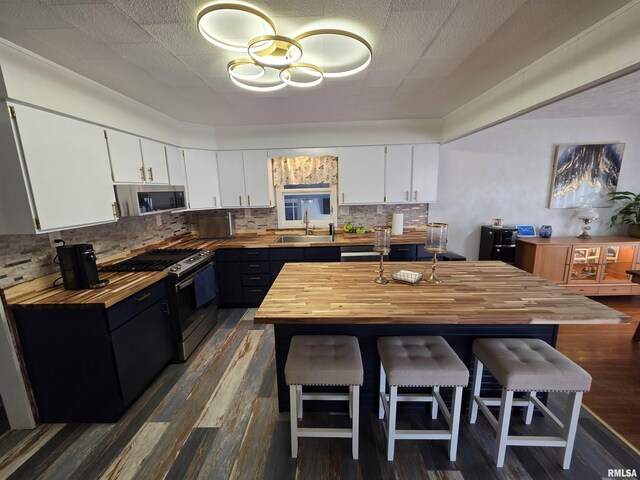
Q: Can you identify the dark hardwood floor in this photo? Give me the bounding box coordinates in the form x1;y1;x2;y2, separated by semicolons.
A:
556;295;640;450
0;307;638;479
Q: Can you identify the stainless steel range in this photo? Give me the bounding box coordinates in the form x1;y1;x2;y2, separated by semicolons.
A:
102;248;218;361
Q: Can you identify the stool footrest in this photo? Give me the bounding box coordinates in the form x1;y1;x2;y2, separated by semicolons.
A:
301;393;350;401
395;430;452;440
297;428;353;438
507;436;567;447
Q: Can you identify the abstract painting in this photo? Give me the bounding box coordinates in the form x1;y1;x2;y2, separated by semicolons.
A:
548;143;625;208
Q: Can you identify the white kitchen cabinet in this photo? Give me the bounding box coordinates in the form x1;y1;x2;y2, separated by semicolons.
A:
183;149;221;210
105;129;145;183
0;103;117;234
217;150;274;208
165;145;186;186
242;150;274;207
338;146;385;204
383;144;439;204
412;144;439;203
384;145;413;203
140;139;169;184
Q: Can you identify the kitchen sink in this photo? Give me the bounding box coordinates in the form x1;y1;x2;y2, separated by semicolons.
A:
275;235;335;243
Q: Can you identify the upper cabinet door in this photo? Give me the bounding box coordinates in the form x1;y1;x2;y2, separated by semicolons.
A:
412;144;439;203
385;145;413;203
217;151;245;207
242;150;273;208
140;139;169;184
12;105;116;231
183;149;220;210
338;146;385;204
105;130;145;183
165;145;186;186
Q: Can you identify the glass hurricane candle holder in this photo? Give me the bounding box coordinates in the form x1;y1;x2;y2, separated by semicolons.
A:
424;222;448;284
373;226;390;284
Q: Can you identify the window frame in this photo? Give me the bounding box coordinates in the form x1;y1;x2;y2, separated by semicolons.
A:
276;186;337;229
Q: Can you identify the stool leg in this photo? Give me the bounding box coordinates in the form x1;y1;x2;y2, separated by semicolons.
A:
387;386;398;461
290;385;298;458
560;391;583;469
524;391;536;425
379;362;386;420
494;388;513;467
449;386;463;461
348;386;352;419
352;385;360;460
296;385;303;420
431;386;439;419
469;358;483;424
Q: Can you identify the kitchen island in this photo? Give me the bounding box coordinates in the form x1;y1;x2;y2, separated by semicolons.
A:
254;261;630;412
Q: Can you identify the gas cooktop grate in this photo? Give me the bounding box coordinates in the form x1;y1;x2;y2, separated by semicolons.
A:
100;248;201;272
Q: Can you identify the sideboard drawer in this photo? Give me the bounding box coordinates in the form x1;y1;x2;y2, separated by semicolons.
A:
567;285;599;296
598;285;632;295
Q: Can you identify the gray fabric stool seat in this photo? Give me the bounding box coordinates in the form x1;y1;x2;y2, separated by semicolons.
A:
378;336;469;461
285;335;363;459
469;338;592;470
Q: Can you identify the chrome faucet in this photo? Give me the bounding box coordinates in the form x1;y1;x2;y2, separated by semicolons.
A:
304;208;310;235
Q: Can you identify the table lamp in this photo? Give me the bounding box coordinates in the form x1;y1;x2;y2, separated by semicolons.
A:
576;206;599;239
373;226;390;284
424;222;448;284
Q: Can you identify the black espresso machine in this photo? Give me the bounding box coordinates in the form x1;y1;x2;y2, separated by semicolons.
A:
478;225;518;264
56;243;109;290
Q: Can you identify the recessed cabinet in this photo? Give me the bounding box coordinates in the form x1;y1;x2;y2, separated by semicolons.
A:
0;103;117;234
338;146;385;204
106;130;169;184
515;237;640;296
140;139;169;184
183;149;221;210
217;150;274;208
384;144;439;204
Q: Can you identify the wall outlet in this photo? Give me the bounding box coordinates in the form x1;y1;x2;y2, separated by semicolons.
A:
48;231;62;248
377;204;383;214
155;215;162;226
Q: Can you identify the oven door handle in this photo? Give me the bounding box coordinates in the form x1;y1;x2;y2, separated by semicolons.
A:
176;279;194;291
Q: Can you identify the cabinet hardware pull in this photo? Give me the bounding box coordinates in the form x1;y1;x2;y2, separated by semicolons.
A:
247;252;259;255
249;264;260;268
136;293;151;303
112;202;118;218
250;277;261;280
342;193;345;203
397;248;409;251
140;166;146;181
247;195;251;206
213;196;217;207
239;195;243;206
405;191;409;201
148;167;153;181
414;191;418;201
250;289;262;293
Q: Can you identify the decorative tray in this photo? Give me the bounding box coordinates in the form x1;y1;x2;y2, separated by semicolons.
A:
392;269;423;285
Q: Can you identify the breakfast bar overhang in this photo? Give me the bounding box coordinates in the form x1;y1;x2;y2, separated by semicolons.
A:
254;261;630;412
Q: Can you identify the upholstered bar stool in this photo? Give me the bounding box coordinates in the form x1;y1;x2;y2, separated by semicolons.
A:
285;335;364;459
469;338;592;469
378;336;469;461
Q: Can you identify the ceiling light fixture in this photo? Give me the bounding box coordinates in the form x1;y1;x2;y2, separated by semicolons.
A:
196;2;373;92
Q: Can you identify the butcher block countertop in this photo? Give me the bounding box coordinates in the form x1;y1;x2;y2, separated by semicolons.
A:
2;230;430;308
254;261;630;325
3;271;168;309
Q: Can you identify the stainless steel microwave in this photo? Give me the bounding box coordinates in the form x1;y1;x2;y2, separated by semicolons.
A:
114;184;186;217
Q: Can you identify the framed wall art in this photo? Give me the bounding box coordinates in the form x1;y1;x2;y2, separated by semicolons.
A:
548;143;625;208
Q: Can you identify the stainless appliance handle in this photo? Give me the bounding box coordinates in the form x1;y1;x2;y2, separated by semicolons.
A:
177;279;193;290
174;261;215;291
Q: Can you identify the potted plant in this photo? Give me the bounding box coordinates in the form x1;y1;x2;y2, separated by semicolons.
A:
609;191;640;238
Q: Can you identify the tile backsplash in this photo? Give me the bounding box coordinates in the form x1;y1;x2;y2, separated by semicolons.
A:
0;212;193;290
1;204;429;289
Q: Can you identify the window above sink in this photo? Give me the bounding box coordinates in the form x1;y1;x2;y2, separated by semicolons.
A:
275;184;337;229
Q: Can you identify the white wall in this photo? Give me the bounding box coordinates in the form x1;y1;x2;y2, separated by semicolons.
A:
214;119;442;150
430;114;640;260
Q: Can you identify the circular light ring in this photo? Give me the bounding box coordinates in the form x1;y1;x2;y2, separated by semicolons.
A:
227;58;266;80
197;3;276;53
294;29;372;78
280;63;324;88
229;66;287;92
248;35;303;67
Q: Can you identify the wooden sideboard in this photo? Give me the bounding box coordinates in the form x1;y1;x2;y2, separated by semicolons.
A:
515;236;640;296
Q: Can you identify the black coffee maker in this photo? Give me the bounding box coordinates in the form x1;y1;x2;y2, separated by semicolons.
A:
56;243;108;290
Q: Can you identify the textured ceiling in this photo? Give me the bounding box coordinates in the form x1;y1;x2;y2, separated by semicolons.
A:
0;0;634;126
